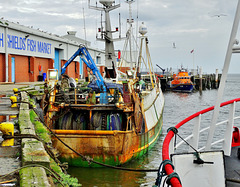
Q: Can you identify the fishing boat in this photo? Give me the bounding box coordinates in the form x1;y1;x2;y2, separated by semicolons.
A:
42;0;164;167
170;70;194;92
155;1;240;186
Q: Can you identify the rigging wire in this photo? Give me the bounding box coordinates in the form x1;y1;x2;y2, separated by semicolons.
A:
95;1;98;39
81;0;87;46
83;8;87;46
136;0;139;45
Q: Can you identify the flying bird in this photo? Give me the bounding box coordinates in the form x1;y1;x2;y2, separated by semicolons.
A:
212;14;227;17
173;42;176;49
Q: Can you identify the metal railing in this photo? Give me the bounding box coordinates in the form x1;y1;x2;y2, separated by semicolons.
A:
168;98;240;155
161;98;240;187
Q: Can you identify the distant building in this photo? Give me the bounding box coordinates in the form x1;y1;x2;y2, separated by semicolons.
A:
62;31;91;47
0;18;105;82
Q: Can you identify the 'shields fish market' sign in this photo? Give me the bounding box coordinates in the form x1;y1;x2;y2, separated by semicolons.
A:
0;33;52;55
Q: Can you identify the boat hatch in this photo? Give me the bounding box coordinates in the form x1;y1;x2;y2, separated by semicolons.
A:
171;151;225;187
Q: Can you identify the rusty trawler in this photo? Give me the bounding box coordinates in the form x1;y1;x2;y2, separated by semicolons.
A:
41;0;164;167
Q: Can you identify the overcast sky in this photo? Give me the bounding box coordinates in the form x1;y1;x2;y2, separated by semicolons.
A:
0;0;240;74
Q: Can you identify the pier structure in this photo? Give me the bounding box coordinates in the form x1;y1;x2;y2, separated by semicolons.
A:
158;73;221;92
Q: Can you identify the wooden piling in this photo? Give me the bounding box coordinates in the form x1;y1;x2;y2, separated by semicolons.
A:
199;67;202;95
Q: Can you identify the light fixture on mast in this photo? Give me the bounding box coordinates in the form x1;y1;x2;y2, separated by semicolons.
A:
99;0;114;7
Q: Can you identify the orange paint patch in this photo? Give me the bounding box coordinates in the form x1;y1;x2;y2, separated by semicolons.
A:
149;129;155;138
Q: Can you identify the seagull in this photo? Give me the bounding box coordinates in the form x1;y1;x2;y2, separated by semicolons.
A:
212;14;227;17
173;42;176;49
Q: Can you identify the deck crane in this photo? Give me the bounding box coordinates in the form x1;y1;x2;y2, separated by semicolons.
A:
61;45;108;104
156;64;165;74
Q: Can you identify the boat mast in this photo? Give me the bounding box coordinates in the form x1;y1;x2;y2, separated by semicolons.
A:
89;0;120;78
118;0;137;70
126;0;134;70
137;23;156;87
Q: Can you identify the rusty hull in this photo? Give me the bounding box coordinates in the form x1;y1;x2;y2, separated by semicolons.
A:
51;117;162;167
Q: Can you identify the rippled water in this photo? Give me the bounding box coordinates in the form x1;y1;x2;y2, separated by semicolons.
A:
68;74;240;187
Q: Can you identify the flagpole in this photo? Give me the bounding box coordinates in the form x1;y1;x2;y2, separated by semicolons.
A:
193;50;194;75
190;49;194;75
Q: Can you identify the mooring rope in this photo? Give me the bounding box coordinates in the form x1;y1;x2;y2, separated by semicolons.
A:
167;127;198;153
3;133;68;173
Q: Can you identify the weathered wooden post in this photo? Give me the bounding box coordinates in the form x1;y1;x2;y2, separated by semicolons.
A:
199;67;202;95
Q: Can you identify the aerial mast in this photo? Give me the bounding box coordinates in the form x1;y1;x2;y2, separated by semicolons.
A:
119;0;137;70
126;0;134;69
137;22;156;87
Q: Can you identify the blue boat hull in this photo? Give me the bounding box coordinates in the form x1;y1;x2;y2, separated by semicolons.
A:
171;84;194;93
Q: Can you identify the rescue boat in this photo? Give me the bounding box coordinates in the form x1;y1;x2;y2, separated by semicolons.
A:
170;70;194;92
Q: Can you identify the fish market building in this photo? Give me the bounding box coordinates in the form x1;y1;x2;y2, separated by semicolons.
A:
0;18;105;83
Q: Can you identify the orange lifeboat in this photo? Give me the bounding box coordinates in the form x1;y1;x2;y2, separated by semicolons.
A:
170;71;194;92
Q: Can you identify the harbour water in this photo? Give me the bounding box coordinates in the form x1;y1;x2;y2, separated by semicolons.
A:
69;74;240;186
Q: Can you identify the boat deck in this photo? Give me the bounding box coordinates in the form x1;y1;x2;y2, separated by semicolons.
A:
225;146;240;186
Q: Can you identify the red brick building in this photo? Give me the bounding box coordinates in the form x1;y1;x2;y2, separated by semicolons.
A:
0;19;105;83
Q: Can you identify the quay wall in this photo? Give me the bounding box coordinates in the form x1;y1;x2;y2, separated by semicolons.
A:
18;92;51;186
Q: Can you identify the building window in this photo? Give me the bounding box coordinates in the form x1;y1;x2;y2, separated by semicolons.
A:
75;61;77;73
28;56;31;73
96;56;101;65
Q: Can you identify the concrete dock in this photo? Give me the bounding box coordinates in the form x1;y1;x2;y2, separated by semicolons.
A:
0;82;81;186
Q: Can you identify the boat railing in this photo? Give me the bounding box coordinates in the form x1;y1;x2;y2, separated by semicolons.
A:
167;98;240;155
162;98;240;187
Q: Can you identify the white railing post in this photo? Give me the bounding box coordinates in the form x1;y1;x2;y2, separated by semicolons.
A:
223;102;236;156
206;0;240;151
189;114;201;152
